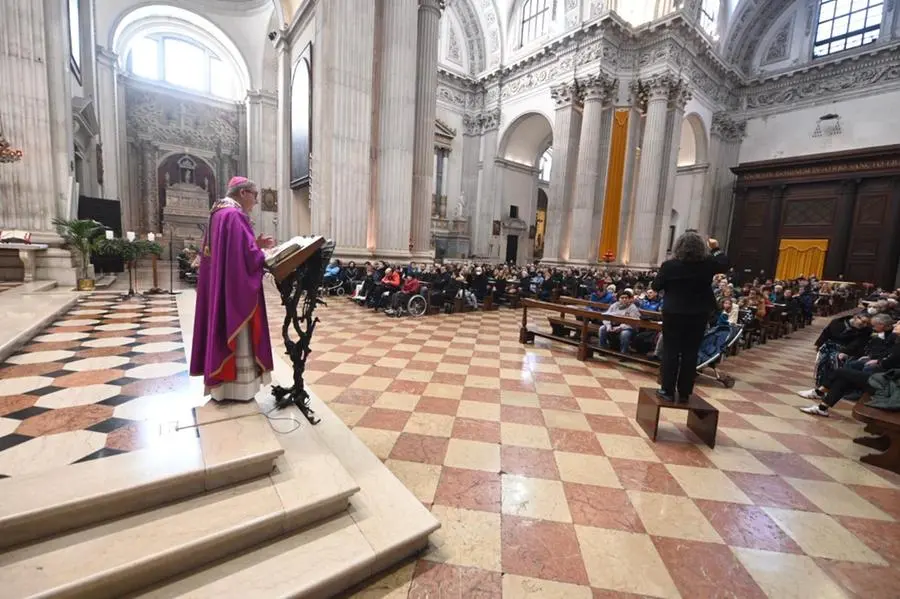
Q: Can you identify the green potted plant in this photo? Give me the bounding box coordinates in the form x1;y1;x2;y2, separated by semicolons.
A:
51;217;105;291
95;237;162;296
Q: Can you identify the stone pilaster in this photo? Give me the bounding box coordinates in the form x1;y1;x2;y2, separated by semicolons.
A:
95;49;120;202
570;74;617;264
141;140;159;233
247;90;278;239
543;81;583;263
410;0;445;259
473;109;500;257
705;112;746;242
628;74;676;267
375;0;418;258
655;82;691;264
274;35;293;241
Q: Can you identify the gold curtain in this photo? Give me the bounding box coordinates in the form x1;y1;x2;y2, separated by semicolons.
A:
598;109;629;260
775;238;829;280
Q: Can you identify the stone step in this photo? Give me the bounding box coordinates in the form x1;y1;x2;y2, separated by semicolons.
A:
0;401;286;550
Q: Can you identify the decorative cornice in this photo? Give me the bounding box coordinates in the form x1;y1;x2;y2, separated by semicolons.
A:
711;112;747;142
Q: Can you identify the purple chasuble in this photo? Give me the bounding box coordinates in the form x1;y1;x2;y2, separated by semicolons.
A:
190;204;274;388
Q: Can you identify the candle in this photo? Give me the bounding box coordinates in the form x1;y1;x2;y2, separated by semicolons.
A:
105;230;114;240
147;233;155;242
126;231;135;241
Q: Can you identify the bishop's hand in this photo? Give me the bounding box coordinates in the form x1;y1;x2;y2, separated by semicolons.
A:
257;234;275;250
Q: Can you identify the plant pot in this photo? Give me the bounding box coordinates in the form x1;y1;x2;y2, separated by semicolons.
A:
77;278;95;291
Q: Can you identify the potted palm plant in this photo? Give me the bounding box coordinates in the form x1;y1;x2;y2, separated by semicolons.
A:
51;217;104;291
95;237;163;296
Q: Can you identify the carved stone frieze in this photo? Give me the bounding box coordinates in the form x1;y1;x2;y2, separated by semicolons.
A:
462;108;501;136
550;81;582;108
711;112;747;142
761;15;793;66
590;0;607;18
447;0;485;74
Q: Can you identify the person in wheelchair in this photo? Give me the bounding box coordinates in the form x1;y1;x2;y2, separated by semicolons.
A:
386;274;423;316
370;266;401;309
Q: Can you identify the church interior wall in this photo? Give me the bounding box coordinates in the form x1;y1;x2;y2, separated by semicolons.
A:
287;16;316;238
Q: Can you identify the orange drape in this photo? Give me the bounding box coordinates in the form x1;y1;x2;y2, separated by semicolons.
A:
598;109;629;260
775;238;829;280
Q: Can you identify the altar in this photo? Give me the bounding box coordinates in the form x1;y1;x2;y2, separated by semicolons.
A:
162;181;210;252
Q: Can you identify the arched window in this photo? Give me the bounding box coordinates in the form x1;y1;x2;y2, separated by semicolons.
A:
126;34;240;100
814;0;883;58
539;148;552;182
521;0;551;46
700;0;719;39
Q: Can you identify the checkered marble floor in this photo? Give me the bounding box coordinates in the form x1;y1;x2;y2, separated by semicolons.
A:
0;291;196;478
266;293;900;599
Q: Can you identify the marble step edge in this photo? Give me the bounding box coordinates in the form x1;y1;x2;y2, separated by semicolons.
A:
0;462;357;599
0;289;77;363
0;401;286;550
129;388;438;599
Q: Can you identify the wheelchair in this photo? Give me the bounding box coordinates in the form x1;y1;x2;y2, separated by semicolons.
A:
384;286;429;318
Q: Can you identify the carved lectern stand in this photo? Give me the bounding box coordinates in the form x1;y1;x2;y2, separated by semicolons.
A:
265;235;335;424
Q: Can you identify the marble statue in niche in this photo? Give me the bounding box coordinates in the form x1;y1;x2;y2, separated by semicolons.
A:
454;194;468;219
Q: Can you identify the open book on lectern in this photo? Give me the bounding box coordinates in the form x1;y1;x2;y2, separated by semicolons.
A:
264;235;326;283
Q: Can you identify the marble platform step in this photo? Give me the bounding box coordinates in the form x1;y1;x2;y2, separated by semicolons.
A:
0;401;286;550
132;385;440;598
94;274;117;288
0;284;77;363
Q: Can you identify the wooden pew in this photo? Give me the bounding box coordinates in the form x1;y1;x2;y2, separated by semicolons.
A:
852;399;900;475
556;296;663;321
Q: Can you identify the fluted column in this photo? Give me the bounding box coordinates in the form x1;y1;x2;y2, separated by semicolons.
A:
543;82;583;263
247;90;278;239
96;49;120;201
274;35;293;241
704;112;746;241
473;110;500;257
570;74;617;263
655;83;691;264
410;0;444;258
375;0;418;258
628;75;675;267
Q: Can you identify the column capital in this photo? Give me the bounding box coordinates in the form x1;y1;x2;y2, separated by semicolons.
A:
480;108;501;133
670;84;691;111
551;81;581;109
419;0;447;14
96;46;119;68
711;112;747;142
578;73;618;104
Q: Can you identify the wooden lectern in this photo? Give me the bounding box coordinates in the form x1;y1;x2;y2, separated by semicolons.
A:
265;235;334;423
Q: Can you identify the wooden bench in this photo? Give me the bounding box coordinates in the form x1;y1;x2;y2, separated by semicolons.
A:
635;387;719;448
852;399;900;475
557;296;663;321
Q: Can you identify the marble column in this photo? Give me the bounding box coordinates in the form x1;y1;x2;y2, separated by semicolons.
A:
655;82;691;264
247;90;278;239
116;72;131;227
410;0;444;259
628;74;675;267
95;49;120;201
142;141;159;233
543;81;582;263
704;112;746;241
473;109;500;257
274;35;293;242
375;0;418;258
570;74;616;264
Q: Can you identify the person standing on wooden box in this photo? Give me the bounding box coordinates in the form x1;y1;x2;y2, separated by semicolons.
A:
190;176;276;402
651;232;729;403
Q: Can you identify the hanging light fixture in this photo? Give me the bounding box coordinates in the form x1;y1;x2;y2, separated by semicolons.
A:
0;127;23;163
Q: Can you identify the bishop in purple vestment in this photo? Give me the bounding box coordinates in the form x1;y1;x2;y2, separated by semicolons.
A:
190;177;275;401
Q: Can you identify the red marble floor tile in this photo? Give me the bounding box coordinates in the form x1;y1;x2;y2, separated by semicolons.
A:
416;397;460;416
385;350;416;360
726;472;819;511
767;432;844;457
0;394;38;417
569;385;616;400
815;559;900;599
538;395;580;411
46;326;93;334
388;433;449;465
715;412;757;429
500;405;545;426
608;458;686;496
23;341;83;352
586;415;639;436
130;351;187;365
407;561;501;599
501;515;590;586
652;537;767;599
451;418;500;444
751;451;834;480
418;346;445;354
73;347;130;359
734;390;781;403
848;485;900;521
559;364;593;375
387;379;428;395
787;418;850;438
591;590;653;599
15;404;114;437
344;354;379;366
312;372;360;387
499;378;536;392
433;467;502;513
836;517;900;565
472;350;496;360
468;366;500;378
460;387;501;403
332;389;381;406
374;368;403;380
53;369;127;387
429;372;461;385
651;441;716;467
500;446;560;480
0;362;66;378
717;400;773;416
594;377;636;390
407;360;442;371
532;372;567;384
753;383;789;394
105;422;158;452
564;483;645;533
353;408;411;432
694;500;803;554
549;429;605;455
443;355;471;366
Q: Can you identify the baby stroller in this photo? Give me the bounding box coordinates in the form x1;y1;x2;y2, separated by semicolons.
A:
695;323;743;388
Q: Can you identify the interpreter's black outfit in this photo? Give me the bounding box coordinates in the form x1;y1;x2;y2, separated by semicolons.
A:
651;249;729;401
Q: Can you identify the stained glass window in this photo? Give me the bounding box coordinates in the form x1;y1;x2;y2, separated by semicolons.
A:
814;0;883;58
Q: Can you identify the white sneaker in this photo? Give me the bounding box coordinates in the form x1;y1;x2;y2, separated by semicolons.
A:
796;389;821;400
800;404;829;417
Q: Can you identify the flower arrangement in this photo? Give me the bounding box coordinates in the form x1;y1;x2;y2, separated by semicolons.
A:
0;130;23;164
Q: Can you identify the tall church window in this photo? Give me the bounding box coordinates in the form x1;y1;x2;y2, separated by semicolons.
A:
68;0;82;79
539;148;552;182
699;0;719;39
521;0;551;45
814;0;883;58
126;35;239;99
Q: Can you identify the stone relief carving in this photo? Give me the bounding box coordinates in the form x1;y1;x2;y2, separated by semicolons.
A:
550;81;582;107
762;15;793;66
711;112;747;142
448;26;462;65
476;0;502;68
579;73;618;103
448;0;486;74
437;84;469;109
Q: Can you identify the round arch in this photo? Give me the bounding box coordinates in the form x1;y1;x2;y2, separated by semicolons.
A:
498;111;554;167
111;5;252;93
677;113;710;167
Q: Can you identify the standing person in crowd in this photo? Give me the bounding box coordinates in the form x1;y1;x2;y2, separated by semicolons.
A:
651;232;729;403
